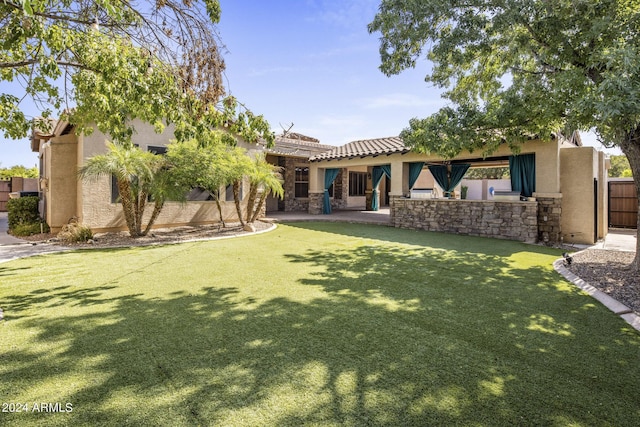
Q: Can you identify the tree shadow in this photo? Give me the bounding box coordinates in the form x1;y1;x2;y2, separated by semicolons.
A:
1;224;639;425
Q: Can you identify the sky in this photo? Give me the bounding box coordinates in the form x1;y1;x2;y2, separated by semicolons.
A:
0;0;621;168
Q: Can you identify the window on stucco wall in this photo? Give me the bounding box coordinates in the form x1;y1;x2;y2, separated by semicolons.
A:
349;172;367;196
295;166;309;198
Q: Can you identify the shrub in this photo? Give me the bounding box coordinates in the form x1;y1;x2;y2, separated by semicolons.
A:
7;196;40;228
10;222;50;237
57;222;93;243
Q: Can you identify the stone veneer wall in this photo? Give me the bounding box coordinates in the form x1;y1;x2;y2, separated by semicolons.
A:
283;157;310;212
535;194;562;244
391;197;538;243
308;192;323;215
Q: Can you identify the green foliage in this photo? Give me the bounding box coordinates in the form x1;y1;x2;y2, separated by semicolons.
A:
78;142;165;237
245;154;284;223
10;222;49;236
0;0;276;149
609;155;633;178
0;165;38;179
465;167;511;180
369;0;640;153
370;0;640;264
57;222;93;243
6;196;40;229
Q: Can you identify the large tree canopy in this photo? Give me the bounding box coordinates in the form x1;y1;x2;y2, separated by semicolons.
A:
1;0;274;146
369;0;640;266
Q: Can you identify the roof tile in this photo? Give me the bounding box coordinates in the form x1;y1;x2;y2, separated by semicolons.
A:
310;136;408;161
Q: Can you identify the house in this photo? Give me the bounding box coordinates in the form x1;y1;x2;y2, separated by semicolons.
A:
30;119;328;233
307;133;610;245
256;132;335;213
32;118;609;245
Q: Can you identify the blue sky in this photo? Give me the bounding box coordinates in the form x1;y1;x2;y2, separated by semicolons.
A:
0;0;619;167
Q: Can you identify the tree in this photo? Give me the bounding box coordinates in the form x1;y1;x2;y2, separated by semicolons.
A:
369;0;640;268
78;142;167;237
465;167;510;180
245;154;284;224
1;0;226;140
164;136;251;228
0;165;38;179
609;155;633;178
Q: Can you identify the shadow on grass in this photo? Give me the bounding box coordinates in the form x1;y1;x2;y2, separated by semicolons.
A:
281;221;563;257
1;223;639;426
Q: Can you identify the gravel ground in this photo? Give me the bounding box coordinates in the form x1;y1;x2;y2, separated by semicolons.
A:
14;220;274;248
566;249;639;315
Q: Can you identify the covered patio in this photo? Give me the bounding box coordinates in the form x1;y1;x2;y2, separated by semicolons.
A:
306;134;609;245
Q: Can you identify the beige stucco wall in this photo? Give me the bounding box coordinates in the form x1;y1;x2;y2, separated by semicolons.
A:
42;134;80;232
310;138;563;198
560;146;604;244
71;120;260;232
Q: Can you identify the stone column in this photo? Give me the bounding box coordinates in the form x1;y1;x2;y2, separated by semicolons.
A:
308;192;324;215
534;193;562;244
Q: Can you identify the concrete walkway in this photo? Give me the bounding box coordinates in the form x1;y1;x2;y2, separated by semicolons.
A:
591;228;637;252
0;212;70;263
0;212;28;245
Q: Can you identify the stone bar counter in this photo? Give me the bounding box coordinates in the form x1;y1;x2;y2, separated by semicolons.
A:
390;196;539;243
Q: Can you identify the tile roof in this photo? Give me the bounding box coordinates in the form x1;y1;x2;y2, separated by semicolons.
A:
261;136;334;158
310;136;408;161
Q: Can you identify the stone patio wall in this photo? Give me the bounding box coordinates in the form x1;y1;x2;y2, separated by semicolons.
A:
391;197;538;243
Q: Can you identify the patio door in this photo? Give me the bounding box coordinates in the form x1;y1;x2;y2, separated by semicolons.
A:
384;176;391;206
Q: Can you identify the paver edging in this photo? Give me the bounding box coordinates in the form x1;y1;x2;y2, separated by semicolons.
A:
553;251;640;332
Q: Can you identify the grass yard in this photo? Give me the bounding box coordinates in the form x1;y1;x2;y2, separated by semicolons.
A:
0;222;639;426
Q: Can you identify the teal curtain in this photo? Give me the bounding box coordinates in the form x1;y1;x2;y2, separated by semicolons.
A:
428;164;470;196
408;162;425;189
449;164;470;192
509;154;536;197
371;165;391;211
428;165;449;196
323;168;340;214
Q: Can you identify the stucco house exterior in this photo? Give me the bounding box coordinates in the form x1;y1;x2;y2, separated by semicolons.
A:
32;118;609;245
307;133;609;245
30;119;328;233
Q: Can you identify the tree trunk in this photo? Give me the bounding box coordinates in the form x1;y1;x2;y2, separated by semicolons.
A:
214;191;225;228
135;188;148;237
250;190;269;223
117;179;140;237
245;182;258;223
233;180;245;227
142;199;164;236
619;133;640;270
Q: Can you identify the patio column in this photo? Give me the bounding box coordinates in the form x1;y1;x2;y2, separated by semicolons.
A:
308;163;324;214
389;160;404;222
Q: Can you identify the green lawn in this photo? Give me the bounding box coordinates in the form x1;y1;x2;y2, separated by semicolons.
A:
0;222;638;426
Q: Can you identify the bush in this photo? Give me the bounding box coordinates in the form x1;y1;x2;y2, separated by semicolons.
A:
10;222;50;237
57;222;93;243
7;196;40;228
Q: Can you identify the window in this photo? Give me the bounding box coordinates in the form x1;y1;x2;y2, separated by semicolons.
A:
295;166;309;198
147;145;167;155
225;182;243;202
349;172;367;197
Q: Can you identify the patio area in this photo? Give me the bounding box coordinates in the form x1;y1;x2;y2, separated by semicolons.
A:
266;208;391;225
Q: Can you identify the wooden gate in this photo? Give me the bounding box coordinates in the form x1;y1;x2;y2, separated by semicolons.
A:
609;180;638;228
0;180;10;212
